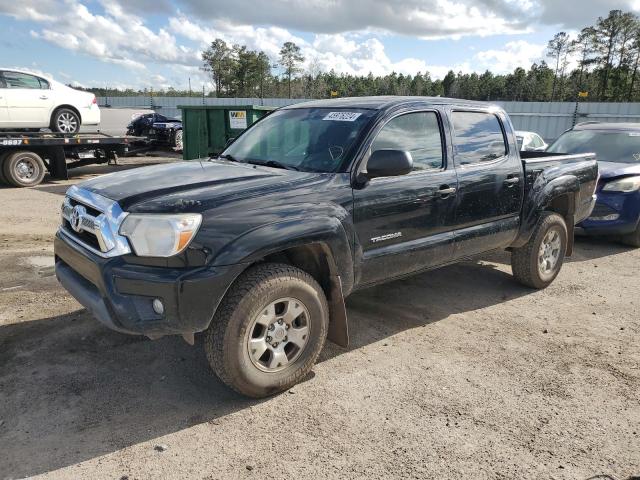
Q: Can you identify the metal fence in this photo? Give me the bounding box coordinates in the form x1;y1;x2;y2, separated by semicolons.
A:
97;96;640;141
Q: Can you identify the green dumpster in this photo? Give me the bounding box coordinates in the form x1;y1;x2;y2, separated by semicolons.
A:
178;104;276;160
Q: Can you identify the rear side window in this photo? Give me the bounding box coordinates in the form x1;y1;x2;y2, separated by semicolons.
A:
372;111;444;171
452;111;507;165
3;71;44;89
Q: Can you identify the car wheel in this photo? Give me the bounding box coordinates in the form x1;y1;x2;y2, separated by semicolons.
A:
622;225;640;248
173;130;183;152
51;108;80;134
511;212;568;289
2;150;46;187
204;263;329;398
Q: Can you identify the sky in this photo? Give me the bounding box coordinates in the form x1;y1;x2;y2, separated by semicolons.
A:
0;0;638;91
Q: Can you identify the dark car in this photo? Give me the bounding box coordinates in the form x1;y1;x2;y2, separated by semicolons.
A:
126;113;183;151
54;97;598;397
547;122;640;247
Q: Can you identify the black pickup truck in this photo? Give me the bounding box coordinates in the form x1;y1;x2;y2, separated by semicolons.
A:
54;97;598;397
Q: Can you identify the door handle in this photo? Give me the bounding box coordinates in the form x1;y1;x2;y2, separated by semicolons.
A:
504;177;520;185
39;95;49;100
437;185;457;197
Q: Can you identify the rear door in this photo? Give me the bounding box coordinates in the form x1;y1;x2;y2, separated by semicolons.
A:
3;71;53;127
353;109;458;285
449;109;524;257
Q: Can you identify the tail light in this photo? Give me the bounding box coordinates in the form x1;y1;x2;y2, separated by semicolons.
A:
92;96;97;105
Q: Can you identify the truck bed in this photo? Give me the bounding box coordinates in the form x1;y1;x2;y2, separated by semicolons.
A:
519;150;598;240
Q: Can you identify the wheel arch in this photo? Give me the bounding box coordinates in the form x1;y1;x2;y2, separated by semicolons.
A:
513;174;580;253
211;218;353;347
51;104;82;125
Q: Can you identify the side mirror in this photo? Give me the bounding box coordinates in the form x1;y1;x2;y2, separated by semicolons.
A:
366;149;413;178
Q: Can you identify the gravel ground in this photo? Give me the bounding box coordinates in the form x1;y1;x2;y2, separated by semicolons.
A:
0;159;638;480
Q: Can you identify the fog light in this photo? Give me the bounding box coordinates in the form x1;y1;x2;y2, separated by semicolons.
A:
589;214;619;221
152;298;164;315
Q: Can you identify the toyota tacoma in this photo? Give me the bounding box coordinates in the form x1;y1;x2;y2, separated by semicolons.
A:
55;97;598;398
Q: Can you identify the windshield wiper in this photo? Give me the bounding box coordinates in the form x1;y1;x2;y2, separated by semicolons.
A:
247;159;300;171
216;153;239;162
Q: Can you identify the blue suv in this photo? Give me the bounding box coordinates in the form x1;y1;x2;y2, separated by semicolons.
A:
548;122;640;247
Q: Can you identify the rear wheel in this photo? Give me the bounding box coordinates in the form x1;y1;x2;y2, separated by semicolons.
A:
2;150;46;187
51;108;80;134
511;212;568;289
204;263;329;398
622;225;640;247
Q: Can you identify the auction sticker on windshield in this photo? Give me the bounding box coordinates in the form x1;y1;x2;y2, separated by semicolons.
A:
323;112;362;122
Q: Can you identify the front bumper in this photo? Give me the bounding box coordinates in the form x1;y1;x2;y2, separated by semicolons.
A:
54;232;244;336
578;190;640;236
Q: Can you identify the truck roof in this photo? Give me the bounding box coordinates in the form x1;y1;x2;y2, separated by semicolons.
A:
283;96;497;111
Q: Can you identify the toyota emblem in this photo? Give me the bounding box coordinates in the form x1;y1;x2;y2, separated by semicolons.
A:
70;205;86;233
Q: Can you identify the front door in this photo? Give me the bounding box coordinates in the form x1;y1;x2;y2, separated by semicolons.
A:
449;110;524;257
2;71;53;127
353;110;458;286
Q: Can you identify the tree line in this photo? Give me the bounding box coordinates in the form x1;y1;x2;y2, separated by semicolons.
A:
87;9;640;103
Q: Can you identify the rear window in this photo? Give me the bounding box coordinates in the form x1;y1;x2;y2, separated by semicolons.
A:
452;111;507;165
548;130;640;164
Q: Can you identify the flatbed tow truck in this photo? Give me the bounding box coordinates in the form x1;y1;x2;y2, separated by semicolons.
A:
0;131;146;187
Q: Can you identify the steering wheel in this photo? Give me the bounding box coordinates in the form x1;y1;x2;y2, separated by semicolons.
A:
300;145;344;171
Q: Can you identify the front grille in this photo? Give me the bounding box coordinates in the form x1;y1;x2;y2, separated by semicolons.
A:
61;198;104;251
62;218;101;250
59;186;132;258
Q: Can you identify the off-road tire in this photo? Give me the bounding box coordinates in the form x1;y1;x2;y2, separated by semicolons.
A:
511;212;568;289
2;150;46;187
51;108;80;134
204;263;329;398
173;130;183;152
621;225;640;248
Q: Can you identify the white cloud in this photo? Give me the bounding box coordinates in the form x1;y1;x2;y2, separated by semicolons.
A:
475;40;546;73
3;0;623;90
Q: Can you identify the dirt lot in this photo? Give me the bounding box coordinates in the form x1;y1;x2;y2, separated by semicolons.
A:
0;159;639;480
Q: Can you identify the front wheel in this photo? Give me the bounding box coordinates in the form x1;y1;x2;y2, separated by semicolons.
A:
511;213;568;289
173;130;183;151
51;108;80;134
204;263;329;398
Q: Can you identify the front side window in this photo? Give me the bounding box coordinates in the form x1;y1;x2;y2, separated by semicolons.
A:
2;72;44;89
371;112;444;172
223;108;376;173
452;111;507;165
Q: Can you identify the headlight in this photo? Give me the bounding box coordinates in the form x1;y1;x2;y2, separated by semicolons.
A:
602;176;640;193
119;213;202;257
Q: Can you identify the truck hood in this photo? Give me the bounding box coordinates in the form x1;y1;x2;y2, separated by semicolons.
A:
598;161;640;180
77;160;328;211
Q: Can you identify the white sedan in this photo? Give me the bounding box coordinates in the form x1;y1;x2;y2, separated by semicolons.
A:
515;130;548;152
0;69;100;133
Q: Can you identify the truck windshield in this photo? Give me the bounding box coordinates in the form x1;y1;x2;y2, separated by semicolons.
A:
221;108;376;173
548;130;640;164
